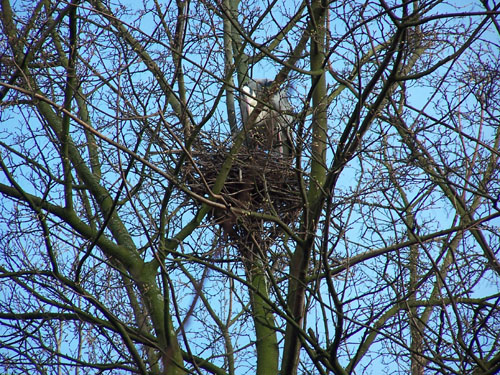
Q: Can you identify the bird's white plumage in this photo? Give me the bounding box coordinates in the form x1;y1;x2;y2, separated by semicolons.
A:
242;83;266;124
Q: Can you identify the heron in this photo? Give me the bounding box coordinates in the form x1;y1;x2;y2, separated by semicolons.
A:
241;79;295;158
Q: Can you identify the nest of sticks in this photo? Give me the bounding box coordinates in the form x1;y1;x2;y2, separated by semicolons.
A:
185;141;302;244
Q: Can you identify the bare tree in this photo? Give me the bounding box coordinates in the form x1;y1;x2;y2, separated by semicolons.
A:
1;1;499;374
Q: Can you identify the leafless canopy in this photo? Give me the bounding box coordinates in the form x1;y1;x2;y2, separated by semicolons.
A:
0;1;499;375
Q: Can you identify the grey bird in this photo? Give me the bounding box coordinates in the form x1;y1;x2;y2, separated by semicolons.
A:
241;79;295;158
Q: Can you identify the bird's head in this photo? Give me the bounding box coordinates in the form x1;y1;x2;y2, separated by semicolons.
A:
241;79;277;119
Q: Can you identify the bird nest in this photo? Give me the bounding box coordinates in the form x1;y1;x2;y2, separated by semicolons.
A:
184;142;302;242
